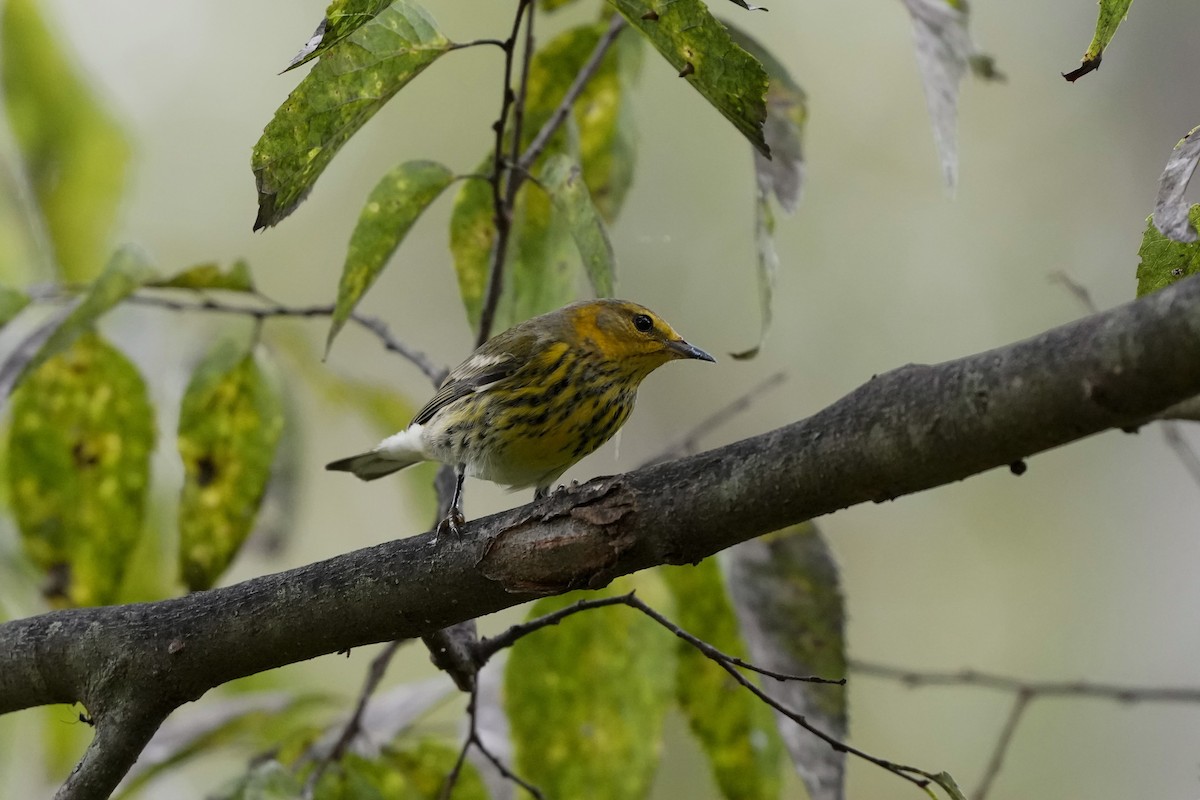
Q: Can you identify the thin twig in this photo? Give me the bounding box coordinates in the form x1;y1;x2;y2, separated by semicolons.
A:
439;685;544;800
475;0;534;346
1049;270;1099;314
303;641;404;798
850;660;1200;703
640;371;787;468
972;691;1032;800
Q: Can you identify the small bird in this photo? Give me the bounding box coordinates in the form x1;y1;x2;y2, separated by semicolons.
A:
326;299;714;534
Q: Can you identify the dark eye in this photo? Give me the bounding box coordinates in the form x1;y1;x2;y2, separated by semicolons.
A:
632;313;653;333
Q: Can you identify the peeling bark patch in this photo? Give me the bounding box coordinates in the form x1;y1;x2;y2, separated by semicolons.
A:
477;496;637;595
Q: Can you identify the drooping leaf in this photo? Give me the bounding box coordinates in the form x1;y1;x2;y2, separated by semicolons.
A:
177;340;284;590
0;287;30;329
10;246;158;393
541;154;615;298
726;524;848;800
150;260;256;292
327;160;456;354
724;25;807;360
1063;0;1133;82
607;0;769;156
1;0;130;283
506;579;675;800
7;332;155;606
284;0;393;72
1135;207;1200;298
1151;126;1200;244
661;560;783;800
252;0;454;230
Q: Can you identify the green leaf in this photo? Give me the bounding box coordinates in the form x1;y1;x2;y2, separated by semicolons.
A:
7;332;155;606
284;0;393;71
14;245;158;388
726;524;847;800
506;579;675;800
1064;0;1133;82
212;760;306;800
149;260;257;292
448;168;494;330
607;0;769;156
660;560;783;800
178;340;284;590
327;160;455;354
311;743;487;800
930;771;968;800
1136;207;1200;297
1;0;130;282
252;0;454;230
541;154;616;298
0;287;30;329
724;25;807;361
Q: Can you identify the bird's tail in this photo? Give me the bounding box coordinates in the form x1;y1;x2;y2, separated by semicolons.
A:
325;449;422;481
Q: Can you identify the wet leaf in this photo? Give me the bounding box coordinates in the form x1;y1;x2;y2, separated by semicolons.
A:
726;524;848;800
608;0;769;155
253;0;454;229
177;340;284;590
284;0;392;71
150;260;256;292
1;0;130;282
1135;206;1200;297
327;160;455;354
1063;0;1133;82
1151;125;1200;243
506;579;674;800
7;332;155;606
661;560;783;800
541;154;615;298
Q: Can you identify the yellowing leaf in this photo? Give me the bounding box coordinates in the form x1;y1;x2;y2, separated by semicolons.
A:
1;0;130;282
327;160;455;354
252;0;454;229
608;0;769;155
150;260;257;292
178;340;284;590
661;560;783;800
506;580;674;800
7;332;155;606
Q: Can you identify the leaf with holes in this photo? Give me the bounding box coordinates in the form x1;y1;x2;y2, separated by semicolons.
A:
726;524;848;800
1063;0;1133;82
284;0;392;71
608;0;769;155
7;332;155;606
252;0;453;230
150;260;257;292
541;153;615;298
1136;207;1200;298
506;579;674;800
661;559;784;800
178;340;284;590
1;0;130;282
327;160;455;355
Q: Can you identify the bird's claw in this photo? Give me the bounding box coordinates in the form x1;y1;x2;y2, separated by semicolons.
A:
435;509;466;542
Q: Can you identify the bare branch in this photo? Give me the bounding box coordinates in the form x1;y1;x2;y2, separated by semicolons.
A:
439;685;544;800
972;691;1032;800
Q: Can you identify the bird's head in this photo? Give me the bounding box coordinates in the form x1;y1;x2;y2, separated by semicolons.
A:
565;299;715;376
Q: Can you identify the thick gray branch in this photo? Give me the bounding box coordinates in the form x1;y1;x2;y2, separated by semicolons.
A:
6;274;1200;799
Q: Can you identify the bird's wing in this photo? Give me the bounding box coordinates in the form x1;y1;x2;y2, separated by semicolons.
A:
411;333;535;425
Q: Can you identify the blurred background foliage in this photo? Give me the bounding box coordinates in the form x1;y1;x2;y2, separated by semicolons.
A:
2;0;1200;798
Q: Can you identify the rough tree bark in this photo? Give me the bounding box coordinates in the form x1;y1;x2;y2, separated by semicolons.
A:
5;273;1200;800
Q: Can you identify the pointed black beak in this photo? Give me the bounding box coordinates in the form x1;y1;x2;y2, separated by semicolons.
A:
668;338;716;362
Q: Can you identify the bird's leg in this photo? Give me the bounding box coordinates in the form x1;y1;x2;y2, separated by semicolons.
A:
436;466;467;541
